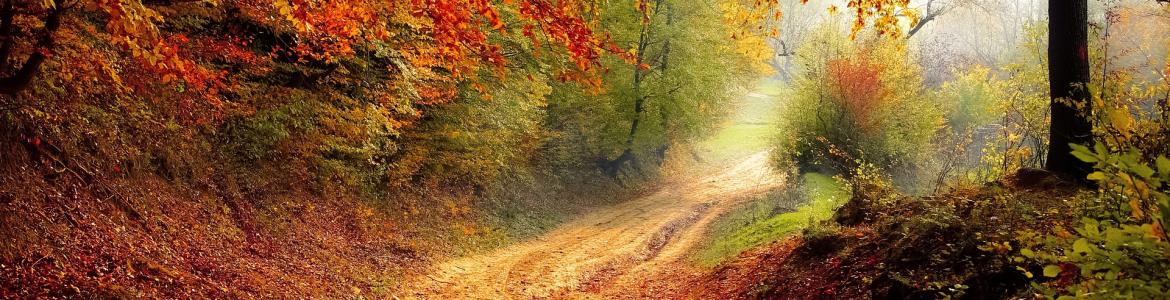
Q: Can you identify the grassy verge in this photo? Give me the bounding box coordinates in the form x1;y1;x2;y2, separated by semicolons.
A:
697;80;781;161
680;171;1089;299
693;172;848;266
699;123;775;161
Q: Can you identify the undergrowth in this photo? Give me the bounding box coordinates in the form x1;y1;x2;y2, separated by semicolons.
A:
454;173;639;256
694;172;848;266
680;167;1087;299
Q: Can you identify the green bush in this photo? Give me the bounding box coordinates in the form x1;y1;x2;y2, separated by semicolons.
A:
775;29;943;180
1015;144;1170;298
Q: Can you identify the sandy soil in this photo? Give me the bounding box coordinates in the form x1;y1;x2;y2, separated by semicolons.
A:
400;151;782;299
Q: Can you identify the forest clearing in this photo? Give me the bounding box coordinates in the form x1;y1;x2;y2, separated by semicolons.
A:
2;0;1170;299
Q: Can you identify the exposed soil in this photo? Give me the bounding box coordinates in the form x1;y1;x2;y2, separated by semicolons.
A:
401;151;783;299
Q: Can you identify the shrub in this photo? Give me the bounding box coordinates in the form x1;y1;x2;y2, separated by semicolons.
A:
393;73;550;188
775;29;943;182
929;22;1051;190
1015;145;1170;298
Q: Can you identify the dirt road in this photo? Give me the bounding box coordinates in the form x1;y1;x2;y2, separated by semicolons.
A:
401;151;782;299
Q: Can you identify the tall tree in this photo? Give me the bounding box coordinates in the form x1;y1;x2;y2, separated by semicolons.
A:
1045;0;1094;182
561;0;752;178
602;0;655;177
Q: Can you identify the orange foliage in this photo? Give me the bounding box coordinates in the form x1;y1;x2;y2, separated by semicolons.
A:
728;0;916;39
825;56;888;132
4;0;624;126
840;0;917;38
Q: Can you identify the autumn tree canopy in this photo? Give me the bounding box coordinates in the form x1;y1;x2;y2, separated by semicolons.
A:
0;0;633;121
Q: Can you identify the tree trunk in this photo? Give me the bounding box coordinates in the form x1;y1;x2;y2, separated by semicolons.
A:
1045;0;1094;183
655;3;674;163
616;30;647;170
0;3;66;95
605;0;656;177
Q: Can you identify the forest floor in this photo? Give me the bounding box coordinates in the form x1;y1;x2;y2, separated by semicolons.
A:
400;80;785;298
402;151;783;298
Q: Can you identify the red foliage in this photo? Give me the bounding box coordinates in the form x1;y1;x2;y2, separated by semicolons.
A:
826;56;889;133
8;0;628;126
517;0;608;70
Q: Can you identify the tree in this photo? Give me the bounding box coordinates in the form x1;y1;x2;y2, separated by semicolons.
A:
905;0;966;38
540;0;753;179
603;0;657;177
763;0;824;82
777;28;942;180
0;0;622;109
1045;0;1094;182
755;0;1163;184
0;0;66;94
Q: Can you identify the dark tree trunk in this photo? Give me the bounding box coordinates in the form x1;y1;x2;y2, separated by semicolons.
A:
609;36;646;176
654;3;674;164
605;0;657;177
1045;0;1094;183
0;3;66;95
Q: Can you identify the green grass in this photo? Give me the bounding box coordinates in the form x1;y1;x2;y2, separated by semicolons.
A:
754;78;785;96
693;172;849;266
698;79;782;161
699;124;774;161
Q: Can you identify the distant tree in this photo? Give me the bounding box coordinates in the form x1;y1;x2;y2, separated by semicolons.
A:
754;0;1159;183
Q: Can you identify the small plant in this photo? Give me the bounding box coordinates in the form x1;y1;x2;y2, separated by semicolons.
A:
1014;143;1170;298
1072;143;1170;232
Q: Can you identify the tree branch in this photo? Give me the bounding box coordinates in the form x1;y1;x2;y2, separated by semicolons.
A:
905;0;955;39
906;13;937;38
776;40;795;57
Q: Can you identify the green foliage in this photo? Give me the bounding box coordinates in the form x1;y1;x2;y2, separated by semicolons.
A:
396;71;551;187
203;0;756;195
928;21;1050;190
994;15;1170;296
223;99;315;163
1084;21;1170;161
1014;144;1170;298
216;89;405;193
991;21;1054;171
774;27;943;180
1017;219;1170;299
545;0;755;173
939;66;999;134
1073;143;1170;232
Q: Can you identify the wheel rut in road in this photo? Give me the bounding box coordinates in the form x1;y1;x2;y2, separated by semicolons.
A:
404;151;782;299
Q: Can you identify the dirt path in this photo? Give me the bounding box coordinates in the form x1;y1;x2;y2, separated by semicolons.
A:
401;151;782;299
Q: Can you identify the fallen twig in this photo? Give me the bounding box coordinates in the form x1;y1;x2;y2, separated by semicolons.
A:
426;274;451;284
